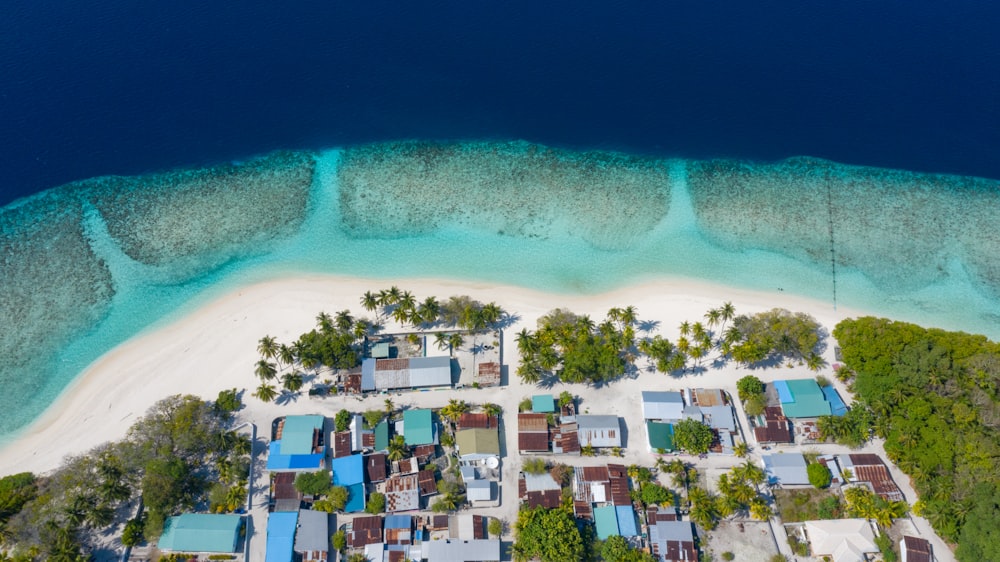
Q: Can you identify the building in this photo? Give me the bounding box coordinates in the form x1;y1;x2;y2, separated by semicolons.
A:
455;428;500;463
648;511;697;562
753;407;793;444
593;505;639;540
385;473;421;512
519;471;562;509
762;453;811;486
900;535;932;562
457;413;498;430
271;472;302;512
265;511;298;562
575;415;622;448
267;415;326;472
466;479;494;502
361;356;453;392
294;510;330;562
366;452;388;484
646;421;674;452
423;539;501;561
157;513;243;554
402;409;436;446
773;379;833;418
804;519;879;562
517;413;550;453
331;454;366;512
348;515;383;549
642;391;685;421
837;454;905;502
532;394;556;413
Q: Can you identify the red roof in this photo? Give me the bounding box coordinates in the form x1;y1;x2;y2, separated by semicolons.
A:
518;413;549;431
349;516;383;548
332;431;353;458
272;472;299;501
366;453;387;483
609;476;632;506
519;432;550;452
458;413;497;430
580;466;610;482
902;536;931;562
754;420;793;443
418;470;437;495
525;490;563;509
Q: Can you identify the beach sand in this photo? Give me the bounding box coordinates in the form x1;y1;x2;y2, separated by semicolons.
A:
0;274;861;476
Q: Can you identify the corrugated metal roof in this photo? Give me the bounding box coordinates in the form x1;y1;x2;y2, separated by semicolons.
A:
349;515;382;548
293;510;328;553
407;356;453;387
458;413;497;430
265;511;297;562
385;474;421;512
361;358;376;391
518;432;550;452
576;415;621;448
642;391;685;421
158;513;242;553
403;409;435;445
691;388;725;407
532;395;556;413
279;415;324;456
594;506;620;540
331;454;365;486
615;506;639;537
423;539;500;562
518;413;549;431
763;453;810;485
365;453;387;483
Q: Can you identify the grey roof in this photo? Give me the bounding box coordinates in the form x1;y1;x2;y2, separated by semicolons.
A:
701;405;737;432
361;358;376;391
424;539;501;562
293;509;329;552
763;453;810;485
642;391;685;421
460;466;478;483
407;356;453;387
649;518;695;559
576;415;622;448
682;405;704;421
522;472;561;492
466;480;493;502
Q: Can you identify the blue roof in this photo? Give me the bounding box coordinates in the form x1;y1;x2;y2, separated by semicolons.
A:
822;385;848;417
774;380;794;403
615;506;639;537
331;454;365;486
266;441;324;471
594;505;620;540
280;415;324;456
532;395;556;413
265;511;298;562
361;358;376;391
344;482;366;513
385;514;412;529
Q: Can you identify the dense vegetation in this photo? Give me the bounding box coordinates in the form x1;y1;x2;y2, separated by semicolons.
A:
0;395;247;559
511;506;586;562
834;317;1000;559
672;418;715;454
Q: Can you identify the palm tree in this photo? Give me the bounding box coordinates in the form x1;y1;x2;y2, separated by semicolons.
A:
679;321;691;337
749;498;773;521
387;435;408;461
255;360;277;381
254;382;278;402
441;399;469;423
386;285;403;305
733;442;750;458
384;398;395;415
392;305;411;326
806;352;826;371
482;403;502;417
316;312;334;334
282;372;304;393
704;308;721;328
434;332;450;352
335;310;354;332
481;303;503;327
448;333;465;355
399;291;417;314
361;291;379;315
277;343;295;370
719;302;736;330
257;335;278;360
418;296;441;326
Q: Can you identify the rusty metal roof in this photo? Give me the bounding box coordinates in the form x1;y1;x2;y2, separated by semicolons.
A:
349;515;383;548
518;413;549;431
518;432;550;452
525;490;563;509
692;388;725;407
385;474;421;512
458;413;497;430
418;470;437;495
580;466;610;482
366;453;387;483
333;431;353;458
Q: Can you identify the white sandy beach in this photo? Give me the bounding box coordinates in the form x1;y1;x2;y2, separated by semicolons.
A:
0;274;861;476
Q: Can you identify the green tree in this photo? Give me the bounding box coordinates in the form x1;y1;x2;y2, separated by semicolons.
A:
313;486;349;512
254;382;278;403
257;335;278;360
673;418;714;454
332;529;347;552
511;506;584;562
640;483;675;507
363;409;384;428
807;463;833;489
214;388;242;414
601;534;657;562
523;458;548;475
488;517;503;538
335;409;352;432
281;371;304;393
366;492;386;514
736;375;765;402
254;359;277;381
387;435;408;462
295;471;333;496
122;517;144;547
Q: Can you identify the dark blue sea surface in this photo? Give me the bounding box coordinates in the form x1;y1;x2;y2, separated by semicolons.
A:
1;1;998;206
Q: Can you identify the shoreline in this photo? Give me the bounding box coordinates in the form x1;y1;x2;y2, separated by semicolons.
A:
0;273;868;476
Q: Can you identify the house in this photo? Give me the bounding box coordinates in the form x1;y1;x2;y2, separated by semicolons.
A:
457;413;498;430
332;431;353;459
366;453;388;484
648;511;697;562
294;509;330;562
572;464;632;520
350;413;369;451
900;535;932;562
773;379;833;418
374;420;390;452
467;479;494;502
418;469;438;496
455;428;500;463
331;454;366;513
804;519;879;562
686;388;739;453
265;511;298;562
385;514;414;545
454;514;488;540
575;415;622;448
762;453;811;486
423;539;501;562
157;513;243;554
517;413;550;453
593;505;638;540
267;415;326;472
642;391;685;421
385;473;421;512
646;421;675;452
348;515;383;549
402;409;436;446
532;394;556;413
475;361;502;387
519;471;562;509
753;407;793;444
837;454;905;502
271;472;301;512
360;356;453;392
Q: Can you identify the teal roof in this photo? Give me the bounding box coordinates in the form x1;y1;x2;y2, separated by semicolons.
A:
280;415;325;455
778;379;832;418
594;505;620;540
375;420;390;451
532;394;556;413
158;513;242;553
403;409;434;445
646;421;674;451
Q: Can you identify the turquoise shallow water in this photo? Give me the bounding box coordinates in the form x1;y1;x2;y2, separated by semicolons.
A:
2;141;999;440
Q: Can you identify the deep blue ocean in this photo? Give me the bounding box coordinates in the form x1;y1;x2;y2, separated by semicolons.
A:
1;1;998;207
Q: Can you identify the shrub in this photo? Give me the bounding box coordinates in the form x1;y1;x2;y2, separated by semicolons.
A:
363;410;384;428
722;553;735;561
519;398;532;412
335;409;352;432
673;418;714;454
488;517;503;537
295;471;332;496
523;458;547;475
366;492;386;514
332;529;347;552
815;375;831;388
736;375;765;402
214;388;242;414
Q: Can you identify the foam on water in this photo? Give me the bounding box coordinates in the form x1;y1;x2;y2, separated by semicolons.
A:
1;141;999;439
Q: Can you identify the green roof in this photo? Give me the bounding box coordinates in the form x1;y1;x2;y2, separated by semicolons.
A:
403;409;435;445
646;421;674;451
532;394;556;413
593;505;620;540
375;420;390;451
158;513;242;553
455;428;500;456
780;379;832;418
279;415;324;456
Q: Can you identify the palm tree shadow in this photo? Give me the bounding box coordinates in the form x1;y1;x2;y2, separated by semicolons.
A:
638;319;660;334
494;313;522;330
275;392;301;406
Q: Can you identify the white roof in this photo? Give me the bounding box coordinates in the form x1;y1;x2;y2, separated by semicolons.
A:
641;391;685;421
466;480;493;502
763;453;810;485
805;519;878;562
701;405;737;432
522;472;560;492
424;539;501;562
576;415;622;447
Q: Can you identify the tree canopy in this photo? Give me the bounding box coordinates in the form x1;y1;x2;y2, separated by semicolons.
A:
517;307;635;385
672;418;714;454
511;506;584;562
807;463;832;489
